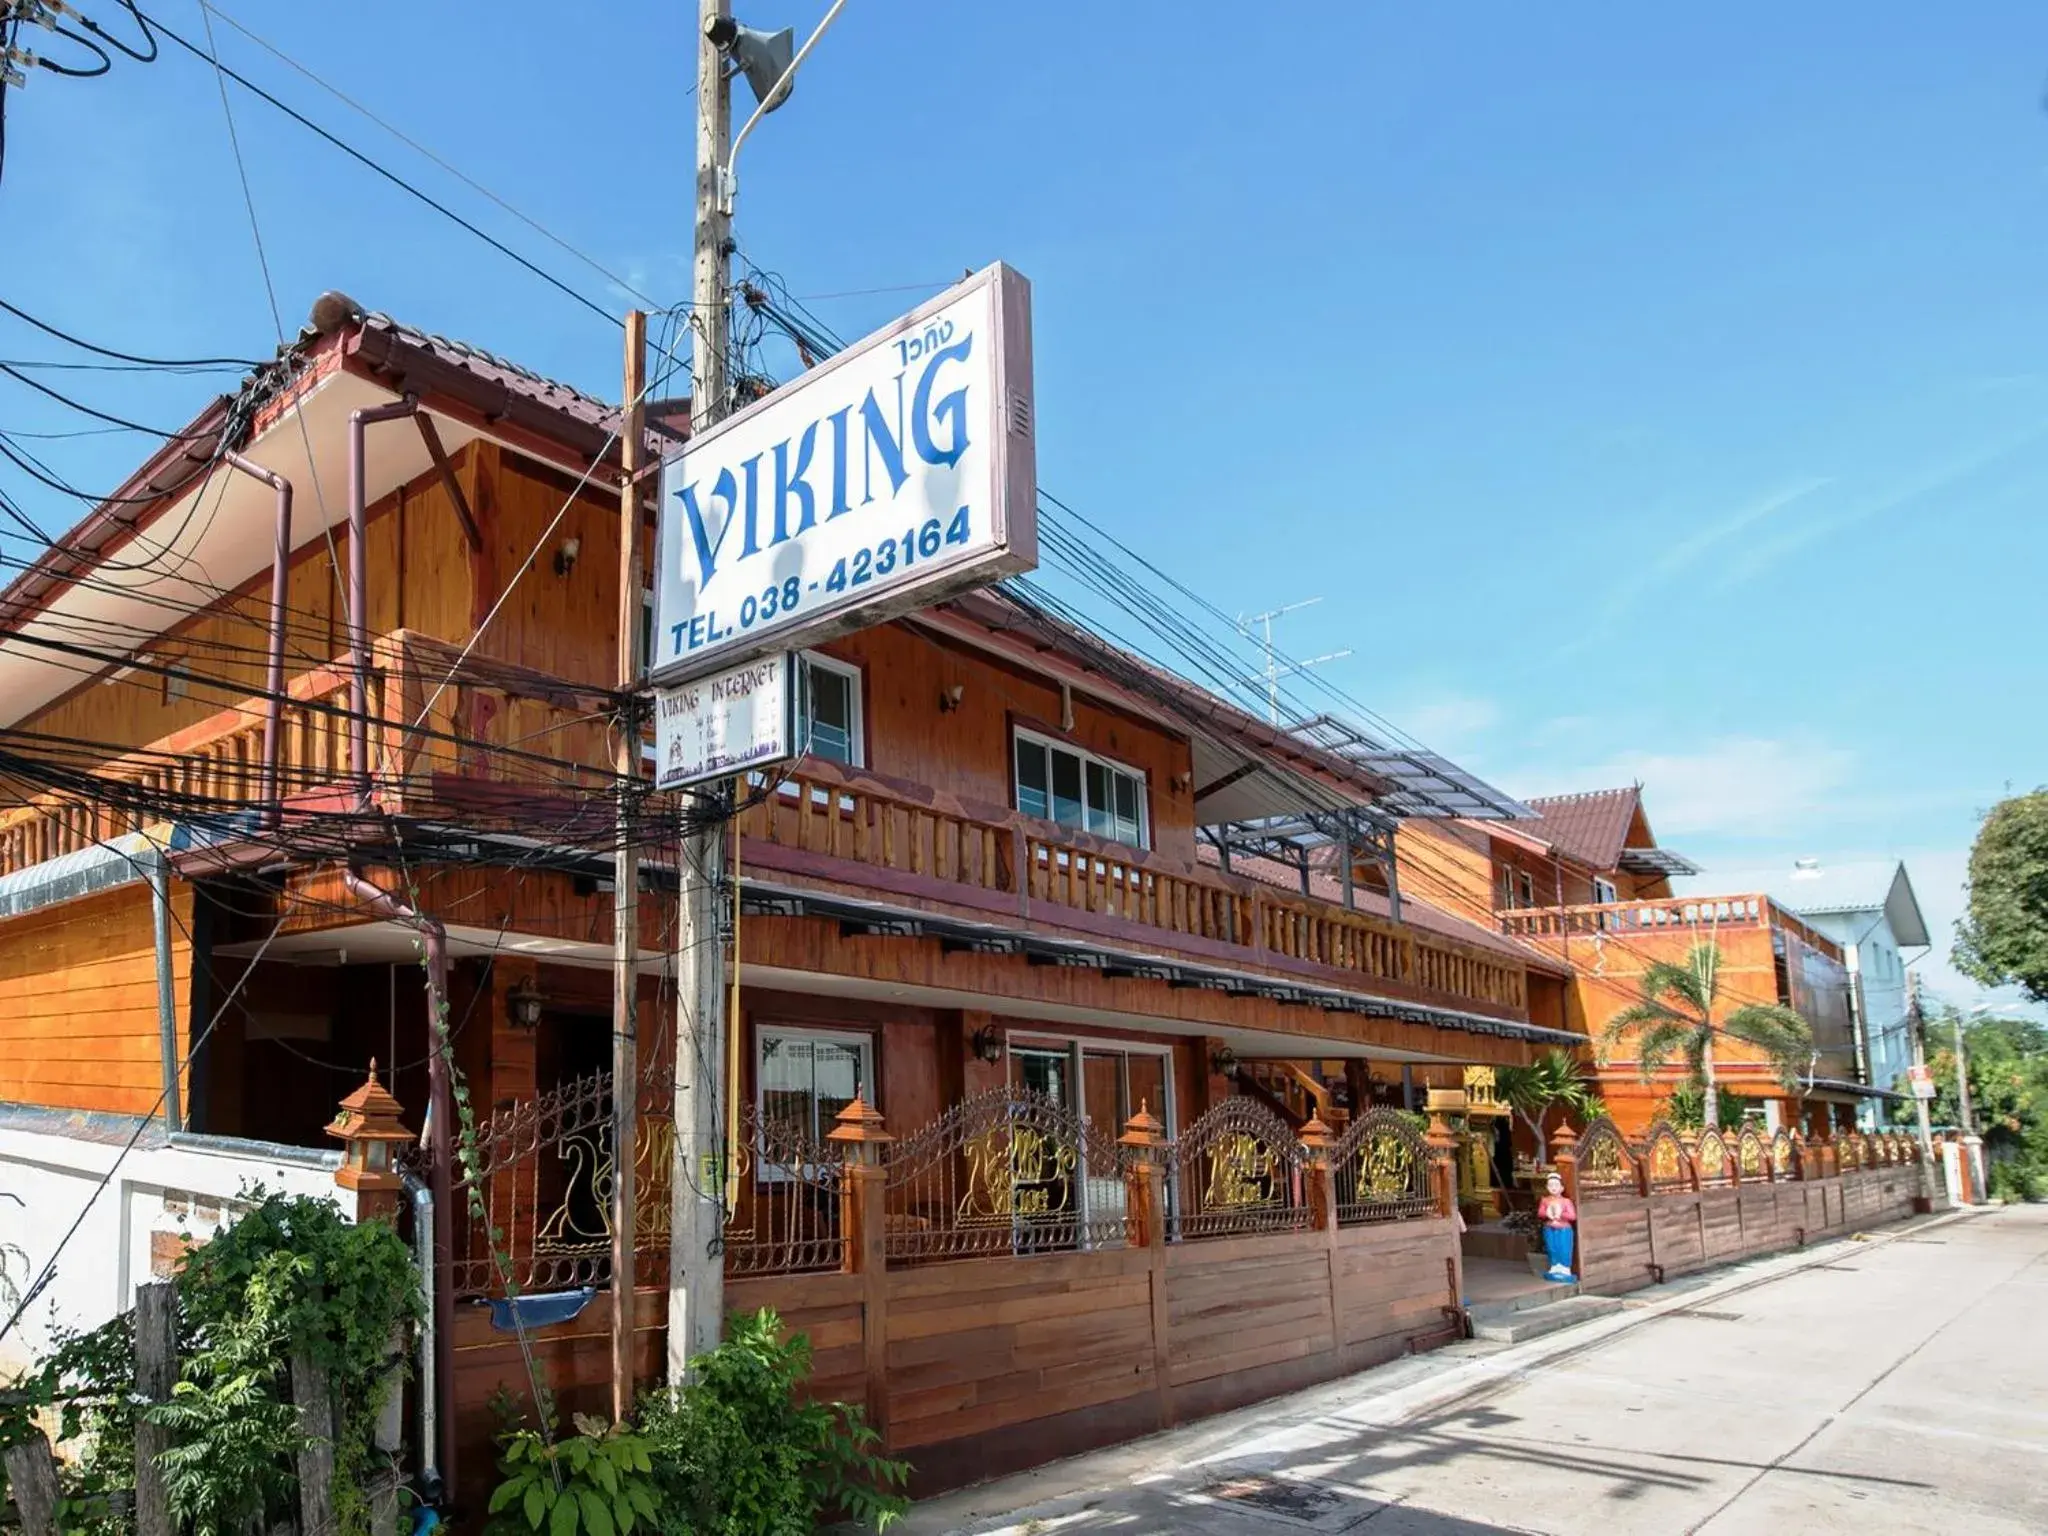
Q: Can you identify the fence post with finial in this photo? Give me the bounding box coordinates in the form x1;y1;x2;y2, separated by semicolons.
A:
827;1095;891;1446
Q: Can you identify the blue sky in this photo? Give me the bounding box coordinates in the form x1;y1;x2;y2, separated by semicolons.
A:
4;2;2044;1011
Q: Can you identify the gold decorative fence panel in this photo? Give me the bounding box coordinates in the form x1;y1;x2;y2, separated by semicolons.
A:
1167;1097;1311;1239
882;1088;1127;1262
1332;1108;1435;1224
1642;1122;1693;1192
1573;1118;1639;1198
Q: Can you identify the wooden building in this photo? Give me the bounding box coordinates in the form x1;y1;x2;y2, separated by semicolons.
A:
0;299;1584;1500
1397;786;1869;1135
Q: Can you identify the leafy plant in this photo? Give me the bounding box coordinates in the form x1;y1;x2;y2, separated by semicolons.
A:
1599;940;1813;1130
0;1311;136;1531
640;1308;909;1535
169;1189;419;1534
490;1412;661;1536
1494;1050;1603;1151
1664;1084;1746;1132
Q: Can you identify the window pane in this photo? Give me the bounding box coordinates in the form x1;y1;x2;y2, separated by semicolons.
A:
802;662;854;764
760;1035;815;1136
812;1041;863;1128
1084;761;1114;838
1015;737;1049;820
1113;771;1142;845
1014;1049;1069;1106
1050;747;1084;829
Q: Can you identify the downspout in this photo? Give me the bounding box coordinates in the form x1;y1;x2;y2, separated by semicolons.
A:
345;869;456;1500
400;1167;439;1493
348;399;419;795
147;846;182;1133
221;452;293;827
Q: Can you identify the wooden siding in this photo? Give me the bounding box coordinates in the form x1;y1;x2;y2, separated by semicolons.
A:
0;883;191;1115
814;622;1201;865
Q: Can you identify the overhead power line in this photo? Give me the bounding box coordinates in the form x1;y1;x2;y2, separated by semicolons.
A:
196;0;658;311
132;5;624;328
0;295;262;369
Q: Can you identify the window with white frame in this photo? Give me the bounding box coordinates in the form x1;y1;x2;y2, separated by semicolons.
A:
796;652;863;767
756;1026;873;1146
1592;876;1618;905
1012;729;1148;847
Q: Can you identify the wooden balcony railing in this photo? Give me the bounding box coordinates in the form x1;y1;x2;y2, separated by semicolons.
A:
737;757;1528;1018
1;640;1531;1023
1498;893;1842;964
0;629;614;877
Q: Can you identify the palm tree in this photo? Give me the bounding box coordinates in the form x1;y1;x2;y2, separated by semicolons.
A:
1600;940;1813;1129
1495;1049;1604;1152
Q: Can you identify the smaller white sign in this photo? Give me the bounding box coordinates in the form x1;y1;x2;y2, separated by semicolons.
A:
654;652;796;791
1908;1064;1936;1101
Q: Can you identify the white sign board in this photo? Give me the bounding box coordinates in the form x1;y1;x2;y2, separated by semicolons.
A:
654;653;797;791
1908;1064;1936;1101
651;263;1036;685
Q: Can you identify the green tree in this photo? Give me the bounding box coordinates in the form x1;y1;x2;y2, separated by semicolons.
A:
1906;1010;2048;1199
1494;1049;1604;1151
1599;940;1814;1130
1955;789;2048;1003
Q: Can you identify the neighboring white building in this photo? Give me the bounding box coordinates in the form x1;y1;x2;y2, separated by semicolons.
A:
1692;859;1931;1128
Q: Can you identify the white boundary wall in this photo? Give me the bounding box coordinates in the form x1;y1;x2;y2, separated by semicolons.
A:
0;1120;354;1374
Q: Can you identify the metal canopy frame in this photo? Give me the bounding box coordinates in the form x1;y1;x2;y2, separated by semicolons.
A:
1288;714;1533;822
1197;807;1404;918
1616;846;1702;878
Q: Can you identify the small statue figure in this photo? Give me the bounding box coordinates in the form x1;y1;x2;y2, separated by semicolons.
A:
1538;1171;1576;1282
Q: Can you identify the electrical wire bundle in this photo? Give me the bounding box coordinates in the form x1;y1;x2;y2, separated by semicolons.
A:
1;1;156;187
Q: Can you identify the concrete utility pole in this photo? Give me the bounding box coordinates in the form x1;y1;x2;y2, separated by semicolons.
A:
668;0;733;1384
1905;971;1938;1206
611;310;647;1418
1951;1007;1979;1137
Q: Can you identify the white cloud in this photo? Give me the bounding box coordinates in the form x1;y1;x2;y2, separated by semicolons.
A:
1521;735;1856;839
1396;696;1500;757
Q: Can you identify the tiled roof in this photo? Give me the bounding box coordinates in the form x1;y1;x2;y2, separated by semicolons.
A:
1520;787;1642;872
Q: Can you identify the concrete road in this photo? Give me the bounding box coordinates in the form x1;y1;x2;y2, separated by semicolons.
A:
896;1206;2048;1535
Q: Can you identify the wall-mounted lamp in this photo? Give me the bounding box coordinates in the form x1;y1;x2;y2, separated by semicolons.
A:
970;1025;1004;1063
507;977;546;1030
553;536;581;577
1171;772;1193;795
939;683;965;713
1210;1044;1239;1076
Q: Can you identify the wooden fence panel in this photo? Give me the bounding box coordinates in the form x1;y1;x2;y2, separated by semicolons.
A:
1332;1217;1460;1359
1737;1185;1799;1254
1647;1194;1705;1278
1578;1203;1655;1292
884;1249;1157;1453
728;1271;869;1408
1698;1188;1744;1262
1165;1232;1335;1391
